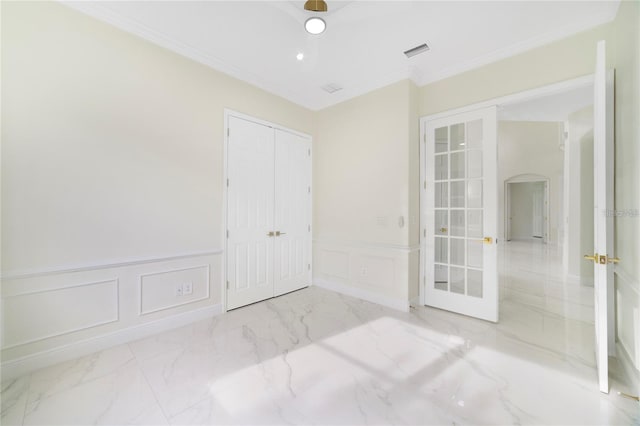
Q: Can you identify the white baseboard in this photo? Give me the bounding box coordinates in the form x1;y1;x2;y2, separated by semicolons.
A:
616;341;640;396
313;278;409;312
1;303;223;380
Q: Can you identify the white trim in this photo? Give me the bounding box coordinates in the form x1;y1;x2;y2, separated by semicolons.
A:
313;278;409;313
224;109;312;140
1;250;223;281
0;303;223;381
313;239;420;253
421;75;594;122
2;279;120;349
138;265;211;316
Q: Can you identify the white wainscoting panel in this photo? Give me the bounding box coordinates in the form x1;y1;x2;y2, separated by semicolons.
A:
140;265;210;315
1;251;222;379
614;269;640;389
2;279;119;348
313;240;416;312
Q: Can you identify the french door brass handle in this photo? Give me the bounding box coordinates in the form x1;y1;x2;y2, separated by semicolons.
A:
439;227;448;233
483;237;493;244
275;231;287;236
608;257;620;264
583;253;598;262
267;231;275;237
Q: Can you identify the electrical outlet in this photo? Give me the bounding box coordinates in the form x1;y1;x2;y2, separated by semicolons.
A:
183;282;193;295
175;285;183;297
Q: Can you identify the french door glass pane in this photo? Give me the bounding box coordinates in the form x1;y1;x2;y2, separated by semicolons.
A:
435;183;448;207
434;264;448;291
432;118;485;298
451;152;465;179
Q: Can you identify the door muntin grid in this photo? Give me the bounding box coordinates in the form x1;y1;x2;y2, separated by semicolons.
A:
433;119;484;298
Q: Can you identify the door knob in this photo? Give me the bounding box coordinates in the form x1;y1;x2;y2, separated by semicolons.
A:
607;257;620;264
267;231;275;237
440;227;448;233
583;253;598;263
275;231;287;236
483;237;493;244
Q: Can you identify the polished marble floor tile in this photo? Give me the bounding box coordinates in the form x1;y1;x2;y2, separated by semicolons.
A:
2;241;638;425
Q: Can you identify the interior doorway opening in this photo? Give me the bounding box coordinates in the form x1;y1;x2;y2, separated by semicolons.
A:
504;175;550;243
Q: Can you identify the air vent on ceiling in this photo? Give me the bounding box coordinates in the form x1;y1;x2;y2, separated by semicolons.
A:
404;43;430;58
321;83;343;94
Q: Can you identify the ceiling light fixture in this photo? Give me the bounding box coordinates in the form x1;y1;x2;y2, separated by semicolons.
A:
305;17;326;35
296;52;305;61
304;0;328;12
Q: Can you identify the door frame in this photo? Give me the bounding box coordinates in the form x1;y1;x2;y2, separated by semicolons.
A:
504;174;550;243
419;74;594;306
222;109;313;312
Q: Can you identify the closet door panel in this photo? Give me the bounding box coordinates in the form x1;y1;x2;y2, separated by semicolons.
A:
273;130;312;296
226;117;275;309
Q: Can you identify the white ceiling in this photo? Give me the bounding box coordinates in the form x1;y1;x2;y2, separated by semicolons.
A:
498;84;594;122
64;1;620;111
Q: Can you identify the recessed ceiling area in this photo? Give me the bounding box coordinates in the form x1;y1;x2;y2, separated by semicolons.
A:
63;1;619;110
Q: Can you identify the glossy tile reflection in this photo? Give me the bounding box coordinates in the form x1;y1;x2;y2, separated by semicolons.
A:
1;241;638;425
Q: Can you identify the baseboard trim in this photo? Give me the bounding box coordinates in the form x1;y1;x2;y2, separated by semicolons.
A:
313;278;409;312
1;303;223;380
616;341;640;396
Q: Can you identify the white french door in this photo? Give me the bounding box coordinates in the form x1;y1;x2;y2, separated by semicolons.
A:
423;106;498;322
226;115;311;310
587;40;616;394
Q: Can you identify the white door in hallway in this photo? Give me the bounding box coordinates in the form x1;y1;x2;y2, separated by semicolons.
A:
226;116;312;310
423;106;498;322
589;40;616;394
273;129;312;296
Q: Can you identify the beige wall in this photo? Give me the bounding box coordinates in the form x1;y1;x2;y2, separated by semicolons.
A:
1;1;313;274
498;121;564;244
312;80;416;308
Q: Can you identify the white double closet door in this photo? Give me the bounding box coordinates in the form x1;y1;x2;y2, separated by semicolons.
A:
226;115;312;310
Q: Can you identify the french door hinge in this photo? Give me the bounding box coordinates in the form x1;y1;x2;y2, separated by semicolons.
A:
227;178;229;187
423;229;426;238
308;224;311;232
227;128;230;138
308;148;311;157
424;180;426;190
308;264;311;271
226;230;229;238
308;186;311;194
227;280;230;289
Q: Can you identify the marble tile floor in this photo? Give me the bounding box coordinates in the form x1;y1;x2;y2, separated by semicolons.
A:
2;241;639;425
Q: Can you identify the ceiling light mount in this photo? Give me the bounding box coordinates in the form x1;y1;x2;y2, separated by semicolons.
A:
305;17;326;35
304;0;328;12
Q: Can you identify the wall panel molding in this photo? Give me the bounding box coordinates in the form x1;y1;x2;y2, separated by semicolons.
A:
139;265;211;315
2;279;120;349
1;249;223;281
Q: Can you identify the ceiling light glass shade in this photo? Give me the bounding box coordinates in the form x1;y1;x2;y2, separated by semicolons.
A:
304;0;328;12
305;17;326;35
